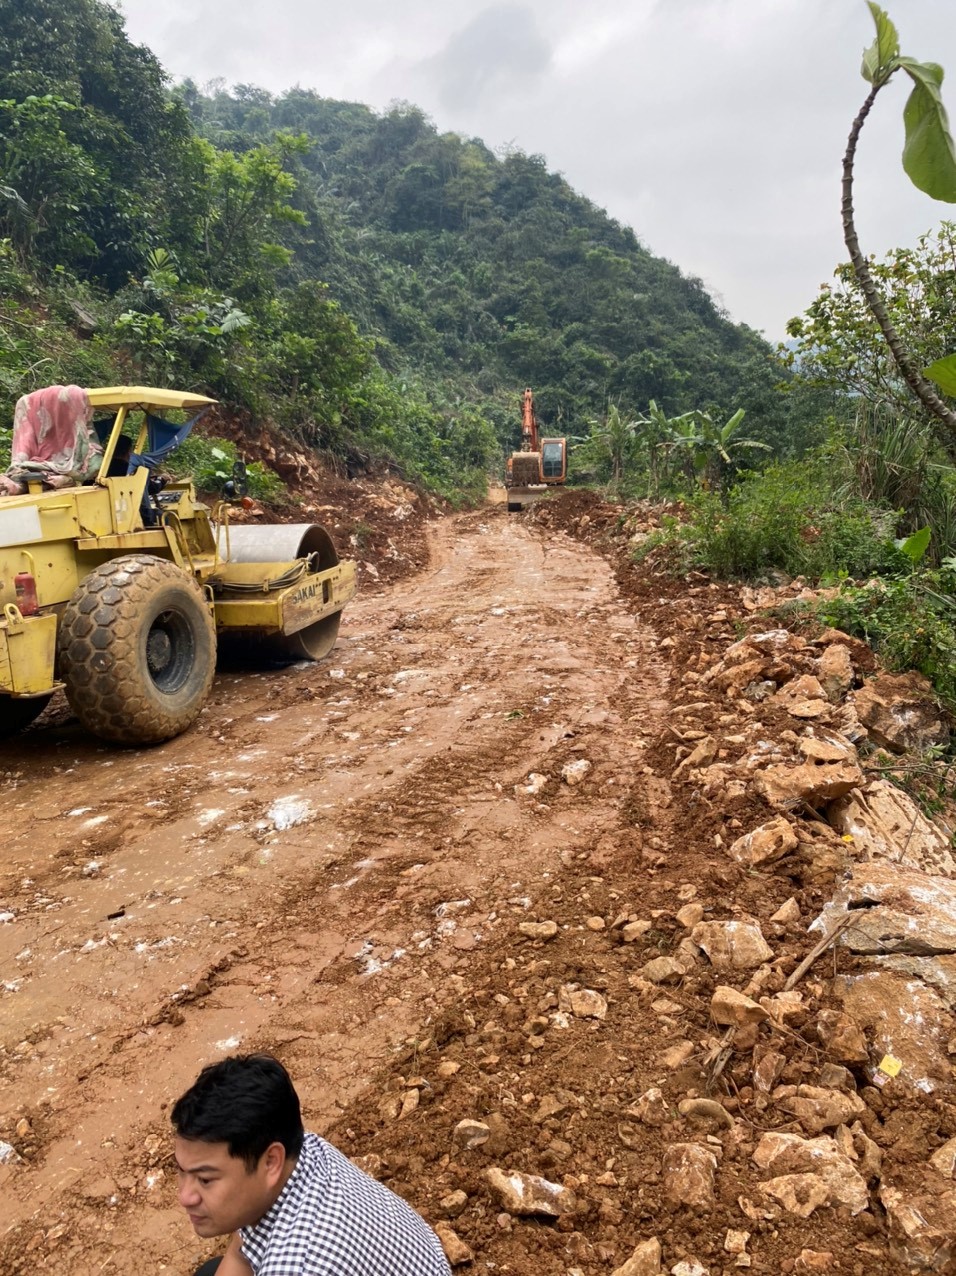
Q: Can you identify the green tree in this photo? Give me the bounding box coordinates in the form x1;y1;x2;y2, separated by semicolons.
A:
840;4;956;432
0;0;197;284
110;250;252;389
786;223;956;418
265;281;372;429
0;94;96;259
580;403;639;490
662;407;770;492
197;133;308;295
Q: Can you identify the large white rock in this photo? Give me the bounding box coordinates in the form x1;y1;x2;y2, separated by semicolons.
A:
870;953;956;1011
758;1173;829;1217
814;862;956;956
610;1237;662;1276
852;672;949;755
628;1087;670;1126
752;1131;868;1213
518;920;559;940
562;758;593;786
711;986;769;1027
816;643;854;702
930;1136;956;1178
484;1167;575;1217
770;1086;867;1136
662;1143;718;1208
434;1223;474;1267
727;817;798;868
691;919;773;970
773;674;830;719
753;732;863;810
828;780;956;877
558;984;608;1019
880;1183;956;1268
835;968;952;1094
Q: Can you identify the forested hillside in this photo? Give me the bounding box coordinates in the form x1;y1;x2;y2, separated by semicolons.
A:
0;0;814;499
181;85;795;432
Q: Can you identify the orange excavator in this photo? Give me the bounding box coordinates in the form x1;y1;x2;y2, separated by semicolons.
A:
505;388;567;511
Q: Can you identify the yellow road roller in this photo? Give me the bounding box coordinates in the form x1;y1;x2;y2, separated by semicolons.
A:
0;385;356;745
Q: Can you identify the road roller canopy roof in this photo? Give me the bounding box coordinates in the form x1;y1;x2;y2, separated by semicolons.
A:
87;387;218;484
86;387;218;412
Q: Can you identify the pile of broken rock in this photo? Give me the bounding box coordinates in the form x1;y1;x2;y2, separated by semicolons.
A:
658;625;956;1269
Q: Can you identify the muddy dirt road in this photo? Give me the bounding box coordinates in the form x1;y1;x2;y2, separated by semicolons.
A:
0;507;670;1273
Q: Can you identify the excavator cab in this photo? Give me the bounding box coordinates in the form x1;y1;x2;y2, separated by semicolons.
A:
540;439;567;483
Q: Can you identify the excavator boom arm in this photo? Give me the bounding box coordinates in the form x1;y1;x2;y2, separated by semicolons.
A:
521;388;539;453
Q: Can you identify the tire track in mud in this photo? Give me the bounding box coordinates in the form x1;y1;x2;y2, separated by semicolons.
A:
0;507;670;1274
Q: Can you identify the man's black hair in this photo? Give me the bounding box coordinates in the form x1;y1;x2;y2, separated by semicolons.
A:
172;1054;305;1169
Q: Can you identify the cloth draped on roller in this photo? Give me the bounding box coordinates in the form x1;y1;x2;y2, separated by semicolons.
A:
91;410;207;474
0;385;101;495
92;408;209;526
130;410;207;472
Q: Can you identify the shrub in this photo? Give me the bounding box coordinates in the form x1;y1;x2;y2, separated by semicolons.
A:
0;241;120;449
832;405;956;562
168;434;285;503
818;571;956;712
347;368;495;507
650;458;905;581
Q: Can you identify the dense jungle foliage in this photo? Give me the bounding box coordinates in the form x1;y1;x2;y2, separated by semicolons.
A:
0;0;822;503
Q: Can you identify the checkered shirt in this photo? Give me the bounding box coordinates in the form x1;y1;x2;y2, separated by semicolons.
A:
239;1133;452;1275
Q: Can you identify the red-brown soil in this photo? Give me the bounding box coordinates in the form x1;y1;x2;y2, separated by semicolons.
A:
0;482;952;1275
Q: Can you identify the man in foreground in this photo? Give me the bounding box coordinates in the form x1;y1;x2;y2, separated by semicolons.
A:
173;1053;452;1276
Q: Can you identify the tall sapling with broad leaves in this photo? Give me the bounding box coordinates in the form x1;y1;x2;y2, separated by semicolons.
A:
844;4;956;430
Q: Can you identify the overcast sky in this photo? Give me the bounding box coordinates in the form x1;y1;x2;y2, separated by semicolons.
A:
117;0;956;341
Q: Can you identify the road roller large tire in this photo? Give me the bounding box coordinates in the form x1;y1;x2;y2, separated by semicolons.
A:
0;694;52;739
58;555;216;745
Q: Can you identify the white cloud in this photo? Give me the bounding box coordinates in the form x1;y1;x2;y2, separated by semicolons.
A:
550;10;648;76
415;4;553;111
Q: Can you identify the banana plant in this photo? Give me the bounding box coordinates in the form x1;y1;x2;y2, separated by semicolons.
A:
624;399;673;495
663;407;770;491
584;403;641;490
845;5;956;432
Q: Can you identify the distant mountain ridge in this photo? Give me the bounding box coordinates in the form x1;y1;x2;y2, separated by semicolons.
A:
182;83;795;438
